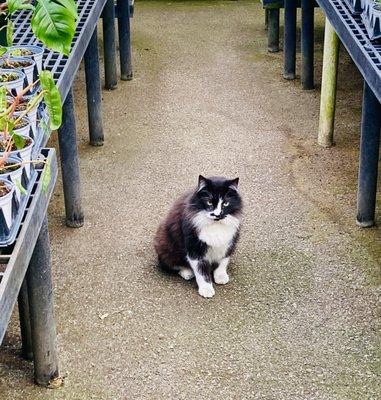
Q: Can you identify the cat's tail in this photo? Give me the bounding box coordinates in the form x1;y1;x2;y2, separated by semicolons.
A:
156;258;178;275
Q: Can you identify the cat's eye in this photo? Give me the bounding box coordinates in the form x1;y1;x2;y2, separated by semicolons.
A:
223;201;229;207
206;200;213;206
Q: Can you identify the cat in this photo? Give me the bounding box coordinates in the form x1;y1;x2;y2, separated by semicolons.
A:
154;175;242;298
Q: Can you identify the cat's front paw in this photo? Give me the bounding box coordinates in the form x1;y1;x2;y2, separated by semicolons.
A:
198;285;215;298
214;272;230;285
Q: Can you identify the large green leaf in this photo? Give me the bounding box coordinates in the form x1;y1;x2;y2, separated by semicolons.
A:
41;161;51;194
39;70;62;130
31;0;78;56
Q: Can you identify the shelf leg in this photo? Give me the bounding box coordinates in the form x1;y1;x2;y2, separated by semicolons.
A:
284;0;297;80
58;88;84;228
268;8;280;53
356;82;381;228
18;278;33;360
102;0;117;90
265;8;269;30
301;0;314;90
318;19;340;147
84;26;104;146
26;217;59;386
117;0;133;81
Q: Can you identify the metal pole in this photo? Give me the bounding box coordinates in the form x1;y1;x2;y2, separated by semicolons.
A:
118;0;133;81
26;217;59;386
356;82;381;228
18;278;33;360
58;88;84;228
84;27;104;146
318;19;340;147
268;8;280;53
102;0;117;89
301;0;314;89
284;0;297;80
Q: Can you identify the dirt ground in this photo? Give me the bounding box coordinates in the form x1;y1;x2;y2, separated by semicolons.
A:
0;1;380;399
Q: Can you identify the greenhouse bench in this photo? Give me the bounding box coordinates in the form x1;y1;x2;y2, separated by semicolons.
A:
12;0;134;228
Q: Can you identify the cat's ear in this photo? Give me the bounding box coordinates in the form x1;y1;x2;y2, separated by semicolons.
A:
198;175;208;192
229;177;239;191
230;177;239;187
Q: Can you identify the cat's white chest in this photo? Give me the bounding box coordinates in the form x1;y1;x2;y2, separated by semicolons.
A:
197;218;239;263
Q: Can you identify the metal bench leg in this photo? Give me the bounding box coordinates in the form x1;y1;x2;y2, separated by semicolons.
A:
58;88;84;228
18;278;33;360
84;27;104;146
117;0;133;81
356;82;381;228
301;0;314;90
284;0;297;80
318;19;339;147
102;0;117;90
26;216;59;386
267;8;280;53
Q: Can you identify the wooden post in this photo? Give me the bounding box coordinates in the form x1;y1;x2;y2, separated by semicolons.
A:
318;19;340;147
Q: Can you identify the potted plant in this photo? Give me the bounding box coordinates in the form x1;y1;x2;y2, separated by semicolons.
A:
0;68;24;94
0;55;36;84
7;45;43;74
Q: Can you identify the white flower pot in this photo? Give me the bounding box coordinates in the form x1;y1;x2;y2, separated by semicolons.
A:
7;45;44;74
0;178;15;229
0;57;36;86
0;155;24;200
0;69;25;95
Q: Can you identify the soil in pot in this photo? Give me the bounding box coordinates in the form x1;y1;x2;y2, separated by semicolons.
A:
0;162;21;174
14;119;29;130
0;72;20;83
0;136;32;152
10;49;33;57
0;59;33;69
0;181;10;197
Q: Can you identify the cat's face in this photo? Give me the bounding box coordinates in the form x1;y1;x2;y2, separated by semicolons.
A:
193;175;242;221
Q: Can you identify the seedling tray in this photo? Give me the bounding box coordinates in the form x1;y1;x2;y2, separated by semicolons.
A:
343;0;364;14
361;1;381;40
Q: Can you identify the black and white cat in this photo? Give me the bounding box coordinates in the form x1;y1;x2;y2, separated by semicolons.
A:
154;175;242;298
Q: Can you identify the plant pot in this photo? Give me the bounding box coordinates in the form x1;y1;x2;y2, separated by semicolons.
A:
7;45;44;74
343;0;364;14
0;155;25;200
8;94;41;137
13;116;31;138
0;134;34;178
362;1;381;40
0;57;36;86
0;68;25;95
0;178;15;230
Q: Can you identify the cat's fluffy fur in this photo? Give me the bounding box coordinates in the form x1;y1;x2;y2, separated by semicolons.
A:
154;175;242;298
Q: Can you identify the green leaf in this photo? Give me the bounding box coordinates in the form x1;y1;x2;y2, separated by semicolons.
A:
12;133;25;150
7;0;35;15
6;20;13;47
15;179;27;196
39;70;62;130
31;0;78;56
41;161;51;194
0;118;14;133
0;46;7;57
